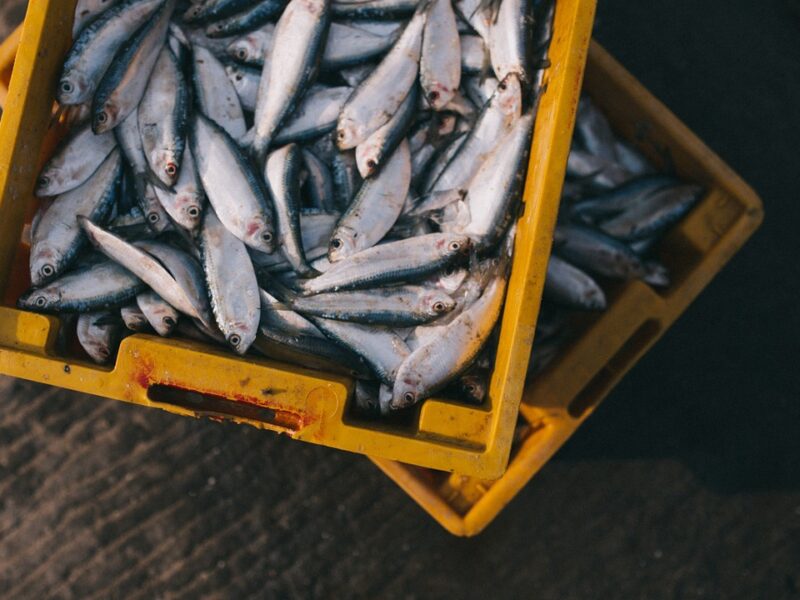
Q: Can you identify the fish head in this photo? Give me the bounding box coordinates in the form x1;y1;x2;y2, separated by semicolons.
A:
425;82;456;112
583;286;607;311
459;374;487;404
181;3;204;21
92;101;121;135
355;141;381;178
227;41;256;64
225;324;255;355
327;227;358;262
495;73;522;119
17;285;60;312
335;118;361;150
391;370;424;410
177;195;203;232
244;215;276;254
438;234;472;260
35;166;64;197
420;290;456;318
56;71;89;105
29;245;63;287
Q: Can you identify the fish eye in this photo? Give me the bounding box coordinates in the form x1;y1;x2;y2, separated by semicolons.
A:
444;266;457;276
428;91;440;103
34;296;47;308
228;334;241;347
163;316;176;327
366;159;377;170
40;264;55;278
465;383;476;394
235;74;243;81
330;238;342;250
448;241;461;251
260;231;273;243
498;81;507;91
37;175;50;188
165;162;177;177
237;49;247;60
336;130;345;140
147;212;160;224
96;111;108;125
432;301;446;313
186;205;200;218
403;391;415;405
60;81;73;94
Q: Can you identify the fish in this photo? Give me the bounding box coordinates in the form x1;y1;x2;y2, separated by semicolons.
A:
335;5;425;149
250;211;339;271
251;0;331;164
136;291;179;336
264;144;317;276
225;62;261;112
575;96;618;163
189;112;276;253
92;0;177;133
183;0;263;24
460;34;489;75
329;140;411;261
77;310;123;363
543;255;606;311
152;147;205;234
192;44;247;140
420;0;461;110
569;175;677;223
355;85;417;178
553;224;648;280
331;150;361;210
205;0;286;38
226;23;275;65
139;46;188;188
302;149;336;212
321;22;399;70
30;149;122;287
391;268;507;408
201;209;260;353
274;284;456;326
331;0;417;20
120;303;148;331
35;123;117;197
59;0;164;106
73;0;123;37
488;0;535;83
18;260;145;313
272;86;353;145
300;232;471;294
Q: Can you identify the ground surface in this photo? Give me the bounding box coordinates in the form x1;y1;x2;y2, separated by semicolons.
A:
1;1;798;598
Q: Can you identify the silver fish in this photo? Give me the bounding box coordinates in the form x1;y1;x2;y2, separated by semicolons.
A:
273;86;352;145
355;86;417;178
30;149;121;287
79;217;206;320
190;112;276;253
192;44;247;140
120;303;148;331
544;255;606;311
282;285;456;326
575;96;618;163
139;46;188;188
92;0;177;133
554;224;648;280
153;147;205;234
77;310;122;363
259;288;323;338
569;175;677;223
136;291;178;336
335;6;425;149
251;0;331;164
201;209;261;353
322;22;398;70
420;0;461;110
59;0;164;105
301;232;471;294
225;62;260;112
35;123;117;197
183;0;263;24
18;260;144;313
265;144;317;276
250;211;339;271
302;149;336;212
331;150;361;210
488;0;535;82
226;23;275;65
391;269;507;408
73;0;122;37
205;0;286;38
329;139;410;261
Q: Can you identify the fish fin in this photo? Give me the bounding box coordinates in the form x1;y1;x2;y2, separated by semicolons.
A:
49;104;68;129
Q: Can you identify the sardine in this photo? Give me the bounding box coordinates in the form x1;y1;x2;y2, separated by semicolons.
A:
190;112;275;253
355;86;417;178
302;149;336;212
544;255;606;310
329;140;410;261
153;147;205;234
420;0;461;110
273;86;352;145
250;211;339;271
73;0;122;37
226;23;275;65
331;0;417;20
225;62;260;112
265;144;317;276
205;0;286;38
120;303;148;331
92;0;176;133
136;291;178;336
35;123;117;197
336;6;425;149
554;224;648;280
251;0;331;164
192;44;247;140
201;209;260;353
488;0;535;82
183;0;262;24
77;310;122;363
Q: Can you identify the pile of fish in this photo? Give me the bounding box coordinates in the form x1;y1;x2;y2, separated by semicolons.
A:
20;0;556;414
527;95;704;377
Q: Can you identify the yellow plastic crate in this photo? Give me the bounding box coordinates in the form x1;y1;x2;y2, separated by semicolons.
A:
370;41;764;535
0;0;596;478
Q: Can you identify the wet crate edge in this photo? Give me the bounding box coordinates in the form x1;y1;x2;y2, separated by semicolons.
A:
0;0;597;478
369;40;764;536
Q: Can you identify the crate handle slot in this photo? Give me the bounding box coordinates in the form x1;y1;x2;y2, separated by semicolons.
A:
147;384;304;432
567;319;662;419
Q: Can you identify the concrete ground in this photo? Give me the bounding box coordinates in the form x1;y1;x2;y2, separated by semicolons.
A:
0;1;798;598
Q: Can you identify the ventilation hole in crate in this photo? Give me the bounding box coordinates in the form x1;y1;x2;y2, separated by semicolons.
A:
568;319;661;419
148;384;302;431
